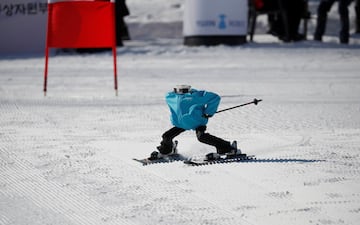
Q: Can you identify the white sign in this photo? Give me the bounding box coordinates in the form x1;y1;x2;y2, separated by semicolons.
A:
0;0;47;54
183;0;248;36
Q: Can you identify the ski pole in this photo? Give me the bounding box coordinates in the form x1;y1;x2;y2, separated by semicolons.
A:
215;98;262;114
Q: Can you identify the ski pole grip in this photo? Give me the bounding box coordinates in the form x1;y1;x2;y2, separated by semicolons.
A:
254;98;262;105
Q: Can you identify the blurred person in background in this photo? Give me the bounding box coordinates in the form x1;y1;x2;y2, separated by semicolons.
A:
254;0;308;42
115;0;131;43
314;0;354;44
355;0;360;33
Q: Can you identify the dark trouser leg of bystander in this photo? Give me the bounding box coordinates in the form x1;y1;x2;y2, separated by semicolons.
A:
338;0;353;43
356;0;360;33
314;0;336;41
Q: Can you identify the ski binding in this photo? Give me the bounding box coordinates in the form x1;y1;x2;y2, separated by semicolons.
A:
184;153;255;166
133;153;187;166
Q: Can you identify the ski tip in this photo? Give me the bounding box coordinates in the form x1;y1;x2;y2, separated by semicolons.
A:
133;158;150;166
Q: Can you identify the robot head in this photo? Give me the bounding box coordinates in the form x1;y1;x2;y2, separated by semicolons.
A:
174;85;191;94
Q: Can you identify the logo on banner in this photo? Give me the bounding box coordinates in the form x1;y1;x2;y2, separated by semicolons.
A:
196;14;245;30
218;14;226;29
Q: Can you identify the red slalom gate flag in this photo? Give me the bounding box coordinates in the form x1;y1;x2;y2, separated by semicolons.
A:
47;0;115;48
44;0;118;95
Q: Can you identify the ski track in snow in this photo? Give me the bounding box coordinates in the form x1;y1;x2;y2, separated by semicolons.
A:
0;86;255;225
0;144;248;225
0;147;134;225
1;37;360;225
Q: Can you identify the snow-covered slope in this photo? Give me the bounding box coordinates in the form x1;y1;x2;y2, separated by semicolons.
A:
1;1;360;225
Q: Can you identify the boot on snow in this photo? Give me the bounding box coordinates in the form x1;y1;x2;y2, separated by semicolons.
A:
150;140;178;160
226;141;242;156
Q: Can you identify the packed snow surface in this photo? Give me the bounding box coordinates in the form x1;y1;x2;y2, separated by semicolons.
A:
1;1;360;225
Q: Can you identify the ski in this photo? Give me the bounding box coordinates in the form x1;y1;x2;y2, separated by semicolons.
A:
133;153;187;166
184;153;256;166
